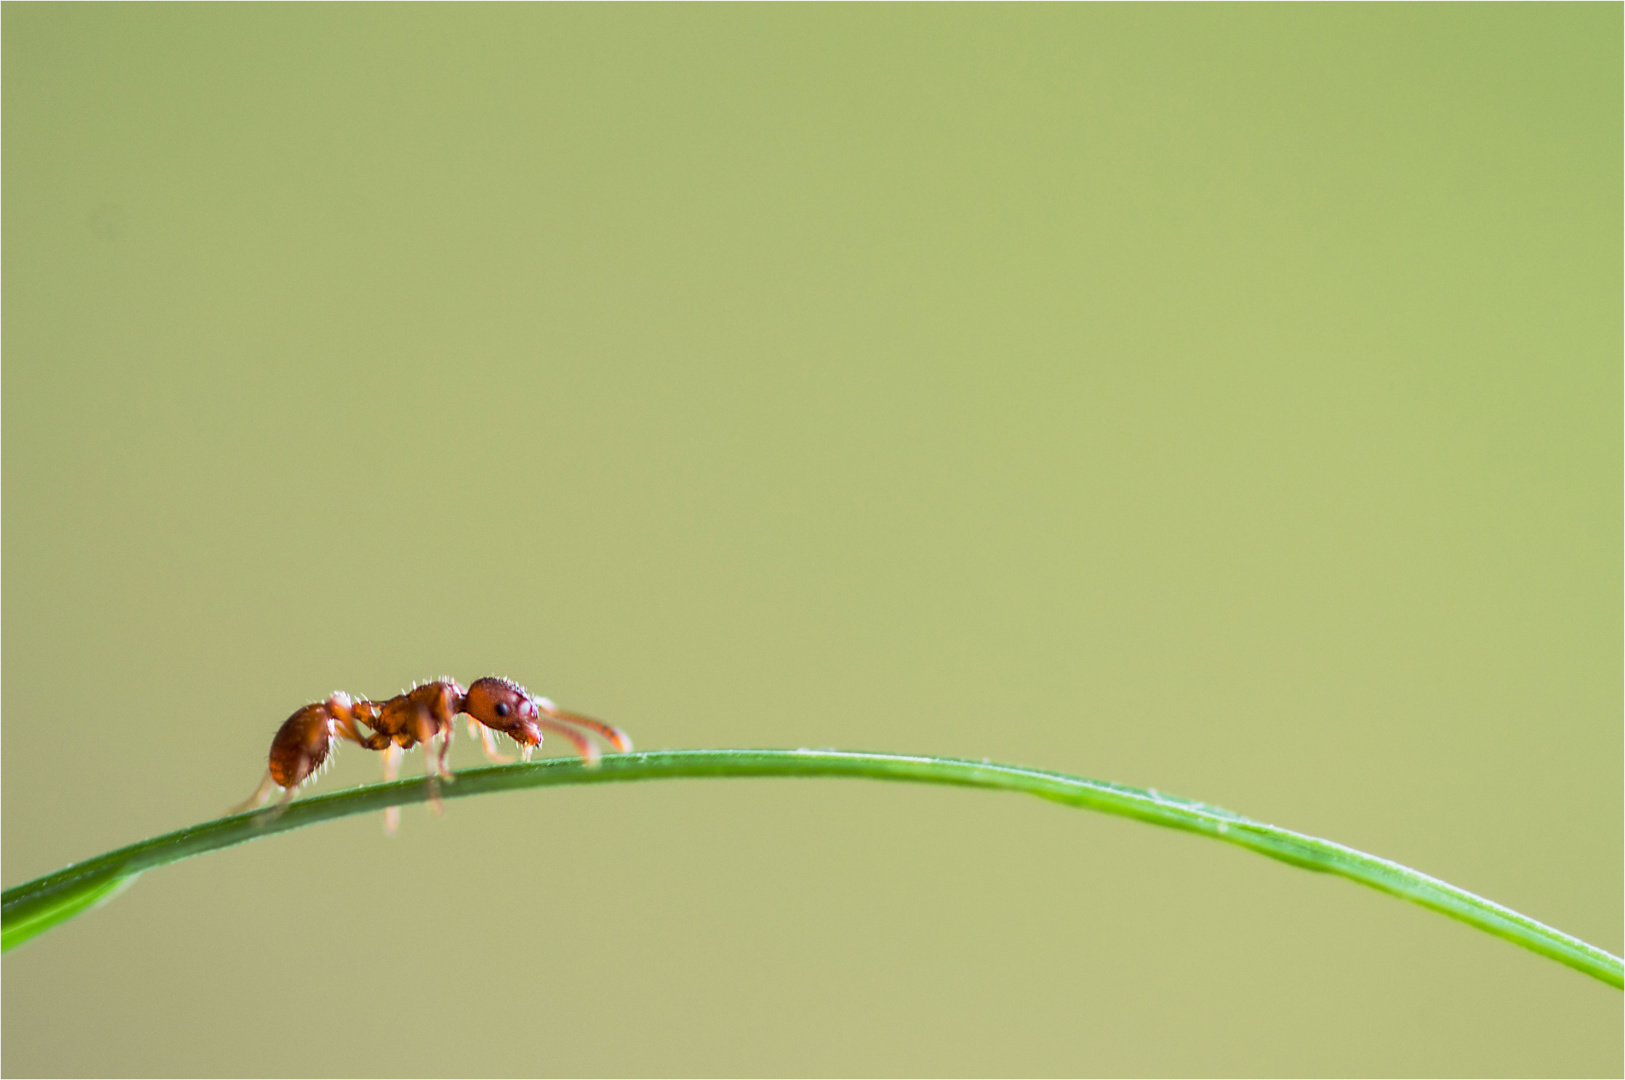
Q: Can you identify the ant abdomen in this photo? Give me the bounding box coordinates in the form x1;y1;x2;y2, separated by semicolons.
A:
267;694;349;788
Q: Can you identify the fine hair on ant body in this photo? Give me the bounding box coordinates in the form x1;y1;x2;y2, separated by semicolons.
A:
233;676;631;830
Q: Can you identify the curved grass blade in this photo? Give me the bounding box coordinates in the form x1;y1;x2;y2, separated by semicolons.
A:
1;869;137;952
3;749;1619;987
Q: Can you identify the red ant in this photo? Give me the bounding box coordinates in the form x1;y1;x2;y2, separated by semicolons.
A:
233;676;631;828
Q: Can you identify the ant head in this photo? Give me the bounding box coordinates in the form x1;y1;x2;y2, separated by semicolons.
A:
466;676;541;742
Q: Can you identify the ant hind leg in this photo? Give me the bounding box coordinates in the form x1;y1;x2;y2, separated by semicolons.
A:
228;771;280;816
251;755;309;827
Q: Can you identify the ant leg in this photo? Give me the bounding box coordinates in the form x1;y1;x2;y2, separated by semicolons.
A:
536;700;634;754
228;772;279;816
436;723;455;781
333;711;386;750
415;715;445;815
538;717;601;767
382;744;403;835
251;754;309;827
468;718;515;764
410;695;458;783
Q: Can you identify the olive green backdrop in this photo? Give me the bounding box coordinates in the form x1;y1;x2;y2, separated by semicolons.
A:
3;5;1620;1076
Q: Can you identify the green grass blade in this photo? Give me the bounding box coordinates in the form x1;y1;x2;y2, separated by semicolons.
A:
1;869;138;952
3;749;1619;986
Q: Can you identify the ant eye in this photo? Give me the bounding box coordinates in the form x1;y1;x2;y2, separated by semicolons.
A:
495;702;510;717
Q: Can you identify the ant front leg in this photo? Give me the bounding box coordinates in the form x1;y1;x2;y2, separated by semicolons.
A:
467;717;515;764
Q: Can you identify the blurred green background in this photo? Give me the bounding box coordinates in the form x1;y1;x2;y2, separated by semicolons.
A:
3;5;1620;1076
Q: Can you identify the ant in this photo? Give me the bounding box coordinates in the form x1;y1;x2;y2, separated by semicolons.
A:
233;676;631;829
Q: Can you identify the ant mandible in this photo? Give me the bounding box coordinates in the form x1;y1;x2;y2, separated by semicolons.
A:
233;676;632;827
